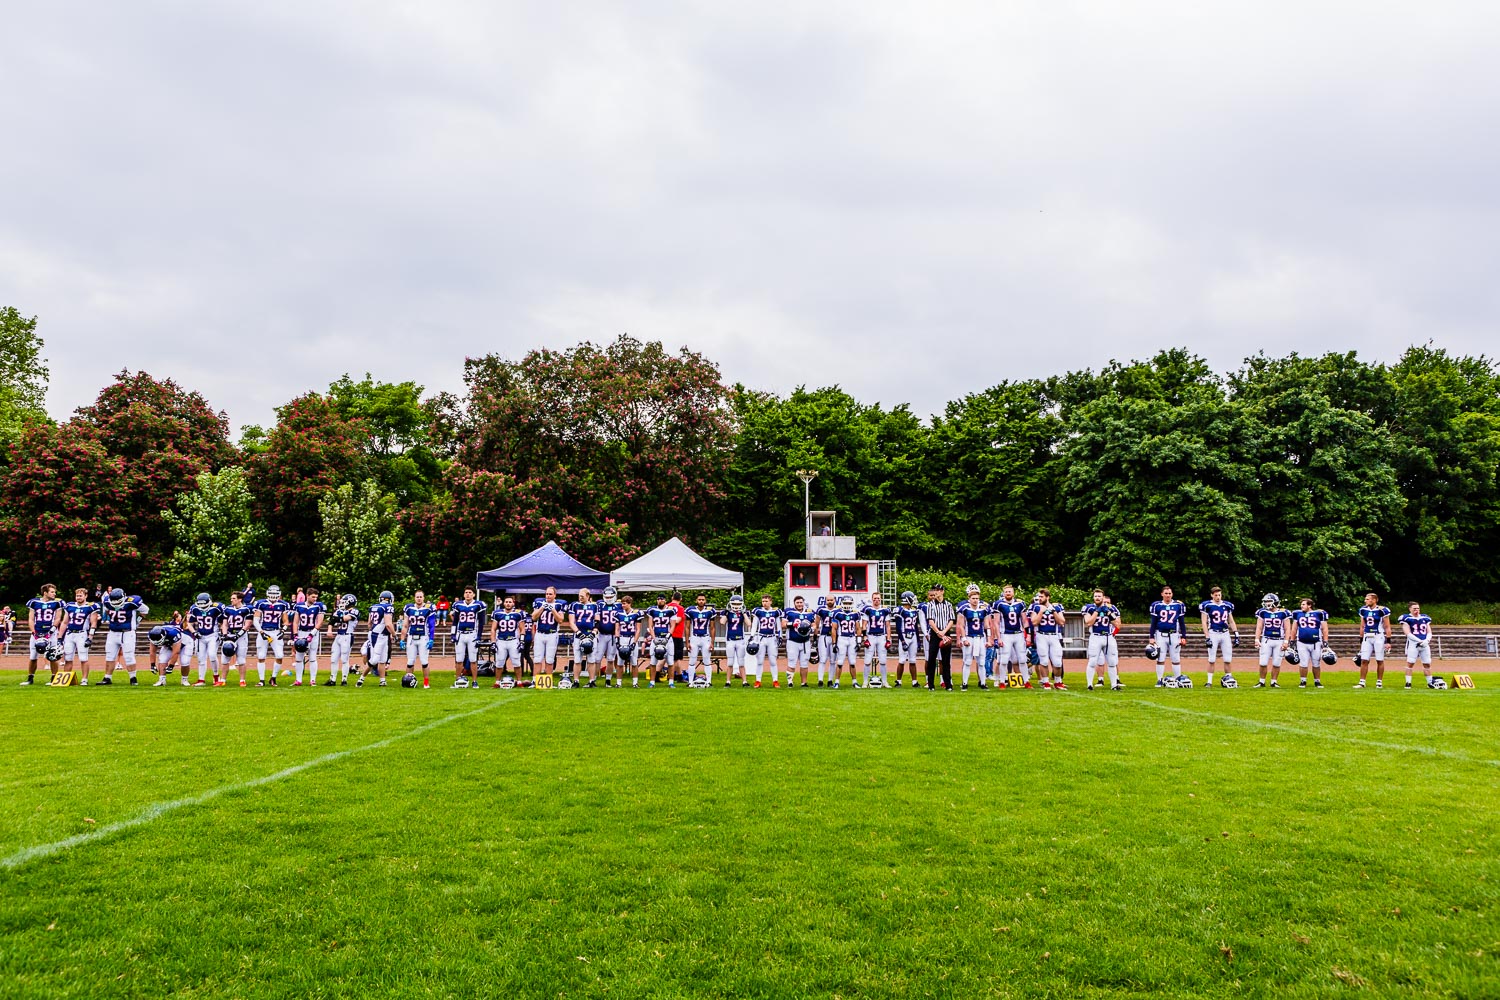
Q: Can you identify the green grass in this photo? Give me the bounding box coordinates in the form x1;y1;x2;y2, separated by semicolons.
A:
1;669;1497;998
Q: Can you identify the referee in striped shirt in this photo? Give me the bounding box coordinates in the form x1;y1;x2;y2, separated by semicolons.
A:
923;585;956;690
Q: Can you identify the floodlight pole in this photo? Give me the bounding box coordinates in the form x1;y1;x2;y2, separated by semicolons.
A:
795;470;817;522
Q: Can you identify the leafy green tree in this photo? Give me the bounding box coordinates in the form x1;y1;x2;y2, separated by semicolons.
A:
160;467;269;604
0;306;50;451
327;374;445;504
315;480;413;600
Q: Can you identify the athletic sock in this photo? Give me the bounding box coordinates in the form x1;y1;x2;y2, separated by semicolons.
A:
961;663;972;685
1156;663;1165;681
1206;671;1214;686
309;665;318;685
1086;665;1096;687
257;663;266;681
1107;666;1118;685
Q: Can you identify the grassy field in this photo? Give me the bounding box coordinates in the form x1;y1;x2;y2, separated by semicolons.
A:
1;667;1496;999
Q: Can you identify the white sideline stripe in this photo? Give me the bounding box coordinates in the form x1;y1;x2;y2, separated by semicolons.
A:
1069;693;1500;768
2;696;519;871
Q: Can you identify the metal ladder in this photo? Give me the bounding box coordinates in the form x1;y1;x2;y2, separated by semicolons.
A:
877;560;898;607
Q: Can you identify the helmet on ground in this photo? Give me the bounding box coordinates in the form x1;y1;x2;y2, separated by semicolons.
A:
106;587;126;609
498;675;517;689
1143;640;1160;661
728;595;744;612
1321;648;1338;666
603;587;617;601
340;594;356;609
558;675;575;690
293;635;311;653
221;639;238;658
379;591;394;603
1220;674;1238;689
195;593;212;608
1262;593;1279;610
577;635;595;656
400;672;418;688
1429;676;1448;690
266;585;282;600
1283;646;1300;665
745;639;760;656
901;591;916;606
1174;674;1194;688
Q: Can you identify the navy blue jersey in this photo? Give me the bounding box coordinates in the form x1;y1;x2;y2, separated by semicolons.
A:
895;606;922;637
752;607;782;636
185;603;222;636
571;601;598;631
1255;608;1289;640
1358;605;1391;634
646;606;677;636
532;599;566;634
1082;603;1118;635
1199;600;1235;632
254;599;291;631
153;624;185;647
595;601;623;635
992;600;1027;634
831;609;861;636
292;601;326;632
1293;609;1327;643
956;600;989;638
1030;602;1065;635
27;597;63;636
816;603;834;635
220;604;252;633
491;608;528;640
783;609;816;641
330;606;360;635
103;596;148;632
862;606;891;635
684;606;717;636
1399;613;1432;641
367;601;395;635
452;600;486;632
63;601;100;633
403;604;436;637
1148;600;1187;635
616;609;644;639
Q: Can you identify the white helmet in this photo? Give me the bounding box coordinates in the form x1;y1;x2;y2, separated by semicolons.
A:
1262;593;1279;610
340;593;356;609
840;595;855;610
966;583;981;596
266;585;282;600
603;587;617;601
728;594;744;611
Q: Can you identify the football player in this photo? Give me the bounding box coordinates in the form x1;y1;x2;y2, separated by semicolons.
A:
594;587;624;685
616;595;646;688
1199;586;1238;688
1252;593;1290;688
990;585;1030;688
861;592;892;687
400;591;437;689
828;596;863;689
721;595;753;686
750;595;783;687
1148;586;1187;686
147;623;188;685
450;586;487;689
783;595;817;688
1291;598;1328;689
218;590;253;686
183;592;224;687
360;590;397;687
1354;592;1391;689
1029;588;1068;690
288;588;326;687
814;596;835;684
253;585;291;686
956;583;990;690
645;595;679;686
568;588;598;686
489;594;529;687
893;591;924;688
99;589;148;685
1399;601;1436;689
22;583;64;685
325;594;359;686
1082;589;1121;691
531;586;568;680
683;594;718;687
60;588;100;685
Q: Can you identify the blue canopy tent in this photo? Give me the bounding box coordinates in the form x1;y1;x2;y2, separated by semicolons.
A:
474;541;611;594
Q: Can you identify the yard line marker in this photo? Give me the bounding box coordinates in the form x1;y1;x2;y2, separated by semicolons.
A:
1066;692;1500;768
2;696;519;872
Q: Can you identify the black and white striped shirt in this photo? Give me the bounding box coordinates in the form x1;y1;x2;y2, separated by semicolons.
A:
923;599;954;637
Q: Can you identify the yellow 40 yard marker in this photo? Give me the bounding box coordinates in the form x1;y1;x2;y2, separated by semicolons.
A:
1450;674;1476;689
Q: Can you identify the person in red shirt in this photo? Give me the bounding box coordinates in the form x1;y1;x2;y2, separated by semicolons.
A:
668;590;686;663
435;595;451;627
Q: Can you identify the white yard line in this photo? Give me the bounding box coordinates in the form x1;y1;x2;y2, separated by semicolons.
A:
1066;691;1500;768
2;696;519;871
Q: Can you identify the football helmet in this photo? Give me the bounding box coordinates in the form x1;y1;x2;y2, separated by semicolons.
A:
147;626;167;647
1220;674;1238;688
866;675;885;688
379;590;394;603
792;624;812;641
1429;676;1448;690
901;591;916;607
106;587;126;610
966;583;981;596
602;587;617;601
221;638;238;658
340;594;356;609
689;676;711;689
32;636;49;654
810;647;820;665
840;596;855;610
653;639;669;659
1321;648;1338;666
1143;640;1160;661
195;592;212;609
745;639;760;656
498;675;517;689
577;635;595;656
558;675;575;690
618;641;634;664
728;595;744;612
293;635;311;653
1283;645;1300;665
399;671;418;688
1261;593;1279;610
1352;653;1364;668
266;585;281;600
1173;674;1194;688
44;639;63;662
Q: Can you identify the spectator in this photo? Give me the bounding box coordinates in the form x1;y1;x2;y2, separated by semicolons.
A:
436;594;451;626
669;590;686;662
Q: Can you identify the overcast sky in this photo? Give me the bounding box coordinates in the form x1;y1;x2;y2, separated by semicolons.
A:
4;1;1498;434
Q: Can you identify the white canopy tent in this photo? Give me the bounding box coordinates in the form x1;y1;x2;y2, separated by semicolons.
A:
609;537;743;592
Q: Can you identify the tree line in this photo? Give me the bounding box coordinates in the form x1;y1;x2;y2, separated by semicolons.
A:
3;305;1498;611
